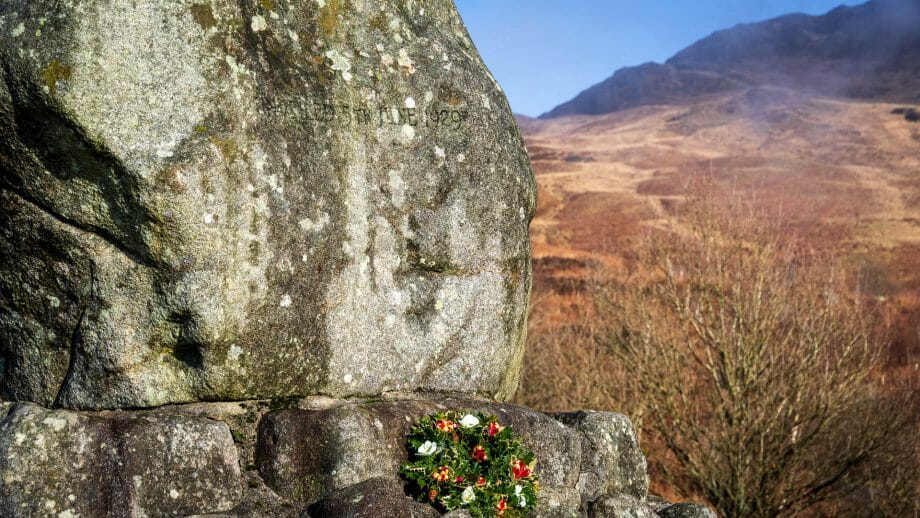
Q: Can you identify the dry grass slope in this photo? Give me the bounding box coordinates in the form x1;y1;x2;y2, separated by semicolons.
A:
522;88;920;368
516;89;920;515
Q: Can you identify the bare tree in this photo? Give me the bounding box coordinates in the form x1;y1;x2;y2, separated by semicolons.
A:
595;200;912;517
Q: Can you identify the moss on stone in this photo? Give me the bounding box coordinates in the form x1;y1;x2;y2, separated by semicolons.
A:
153;166;187;194
369;12;388;32
209;135;239;163
231;427;247;443
249;208;261;233
318;0;343;37
39;60;72;96
268;396;300;411
190;4;217;30
438;84;467;107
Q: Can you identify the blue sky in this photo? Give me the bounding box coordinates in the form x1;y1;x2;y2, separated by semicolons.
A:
454;1;865;116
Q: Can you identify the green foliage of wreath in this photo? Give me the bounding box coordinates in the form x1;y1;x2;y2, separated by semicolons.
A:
399;410;539;517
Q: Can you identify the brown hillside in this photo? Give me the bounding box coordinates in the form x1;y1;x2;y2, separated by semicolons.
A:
523;87;920;367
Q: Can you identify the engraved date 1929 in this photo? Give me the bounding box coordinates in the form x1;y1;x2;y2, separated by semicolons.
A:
305;100;473;130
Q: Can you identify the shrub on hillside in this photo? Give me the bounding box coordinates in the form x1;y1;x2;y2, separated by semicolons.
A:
596;202;915;517
517;193;919;516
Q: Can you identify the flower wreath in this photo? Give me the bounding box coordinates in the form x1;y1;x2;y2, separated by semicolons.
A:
399;410;539;517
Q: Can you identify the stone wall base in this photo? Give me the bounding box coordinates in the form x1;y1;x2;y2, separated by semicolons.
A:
0;395;714;517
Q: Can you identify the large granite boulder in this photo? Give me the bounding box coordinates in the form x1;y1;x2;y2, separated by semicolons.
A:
0;0;535;409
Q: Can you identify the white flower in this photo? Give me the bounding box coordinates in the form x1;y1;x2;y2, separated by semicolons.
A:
459;414;480;428
461;486;476;504
515;484;527;507
417;440;437;456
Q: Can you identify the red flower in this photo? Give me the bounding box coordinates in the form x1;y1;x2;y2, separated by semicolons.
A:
454;476;464;483
432;466;451;482
435;419;456;433
428;489;438;501
495;498;508;515
511;459;532;479
471;444;488;463
476;476;487;486
487;421;504;437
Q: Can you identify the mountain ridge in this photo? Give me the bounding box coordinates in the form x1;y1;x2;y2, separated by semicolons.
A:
541;0;920;118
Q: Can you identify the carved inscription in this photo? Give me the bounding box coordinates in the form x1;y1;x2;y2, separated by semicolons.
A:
304;99;477;130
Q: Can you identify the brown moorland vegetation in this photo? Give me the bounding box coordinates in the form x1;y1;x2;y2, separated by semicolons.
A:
514;90;920;514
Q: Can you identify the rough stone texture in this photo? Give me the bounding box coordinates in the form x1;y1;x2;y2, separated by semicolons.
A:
644;495;673;512
0;395;710;517
656;503;718;518
0;0;535;410
255;394;582;507
589;495;659;518
246;394;692;517
0;402;241;516
0;403;111;517
555;411;649;501
305;477;439;518
165;400;298;516
256;399;420;504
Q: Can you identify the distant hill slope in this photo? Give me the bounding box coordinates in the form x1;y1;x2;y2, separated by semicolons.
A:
541;0;920;118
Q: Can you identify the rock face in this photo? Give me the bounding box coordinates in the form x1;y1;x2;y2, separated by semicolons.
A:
0;0;535;410
555;412;649;502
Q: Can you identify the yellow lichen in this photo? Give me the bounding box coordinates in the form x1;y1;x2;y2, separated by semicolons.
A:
260;0;275;10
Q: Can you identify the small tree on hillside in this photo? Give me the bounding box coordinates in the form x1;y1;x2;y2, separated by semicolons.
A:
596;200;909;517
